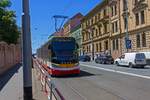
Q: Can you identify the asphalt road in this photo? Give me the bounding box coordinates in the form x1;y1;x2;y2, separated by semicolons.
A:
81;62;150;77
51;62;150;100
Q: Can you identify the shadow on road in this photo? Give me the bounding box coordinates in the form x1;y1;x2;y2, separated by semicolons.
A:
0;63;21;91
54;70;95;78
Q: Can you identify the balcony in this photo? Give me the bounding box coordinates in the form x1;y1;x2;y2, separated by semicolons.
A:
100;15;109;24
133;0;148;13
134;0;145;6
109;0;117;6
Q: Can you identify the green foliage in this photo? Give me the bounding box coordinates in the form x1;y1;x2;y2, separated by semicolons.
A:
0;0;20;44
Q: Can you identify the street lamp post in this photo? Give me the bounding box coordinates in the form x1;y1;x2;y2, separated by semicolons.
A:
89;28;94;61
22;0;33;100
124;0;130;52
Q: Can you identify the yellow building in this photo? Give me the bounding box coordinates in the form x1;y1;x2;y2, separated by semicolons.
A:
81;0;110;59
63;20;70;36
111;0;150;59
81;0;150;59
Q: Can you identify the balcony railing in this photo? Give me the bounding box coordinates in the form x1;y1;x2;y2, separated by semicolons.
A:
133;0;148;13
109;0;117;6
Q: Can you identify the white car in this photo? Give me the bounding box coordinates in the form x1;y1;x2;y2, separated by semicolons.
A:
115;52;146;68
140;52;150;65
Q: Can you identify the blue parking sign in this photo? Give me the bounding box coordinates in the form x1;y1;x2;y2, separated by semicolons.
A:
126;39;132;49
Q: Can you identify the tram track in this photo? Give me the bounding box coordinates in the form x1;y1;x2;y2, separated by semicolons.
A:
51;64;150;100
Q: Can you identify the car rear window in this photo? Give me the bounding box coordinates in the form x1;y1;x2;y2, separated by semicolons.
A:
136;53;145;59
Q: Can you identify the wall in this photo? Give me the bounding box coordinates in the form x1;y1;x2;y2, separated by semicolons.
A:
0;42;21;75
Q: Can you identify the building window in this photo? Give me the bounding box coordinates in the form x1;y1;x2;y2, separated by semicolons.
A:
113;40;115;50
135;13;139;26
115;21;118;32
142;32;146;47
114;5;117;15
112;21;118;33
111;5;117;16
111;6;113;16
99;26;101;35
112;39;119;50
95;16;97;22
116;39;119;50
105;40;108;50
87;46;88;52
103;9;106;16
104;23;108;33
89;45;91;52
141;11;145;24
91;18;94;24
99;42;102;52
136;34;141;48
96;43;98;52
99;13;101;19
92;44;94;53
112;23;114;33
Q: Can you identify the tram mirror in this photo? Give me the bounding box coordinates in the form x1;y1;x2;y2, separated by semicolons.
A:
48;44;51;50
76;43;79;49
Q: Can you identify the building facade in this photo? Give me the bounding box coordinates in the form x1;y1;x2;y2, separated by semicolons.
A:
81;0;111;60
81;0;150;59
63;13;83;36
110;0;150;59
70;24;82;56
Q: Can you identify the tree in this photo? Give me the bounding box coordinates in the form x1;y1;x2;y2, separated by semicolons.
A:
0;0;20;44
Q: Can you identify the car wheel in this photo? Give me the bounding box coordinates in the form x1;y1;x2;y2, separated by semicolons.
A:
99;60;102;64
115;61;119;66
95;60;97;63
129;62;133;68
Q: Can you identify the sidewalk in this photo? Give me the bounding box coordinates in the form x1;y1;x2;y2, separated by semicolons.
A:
0;64;55;100
0;65;23;100
32;68;48;100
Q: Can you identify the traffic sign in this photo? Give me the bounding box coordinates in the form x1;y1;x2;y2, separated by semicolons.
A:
125;39;132;49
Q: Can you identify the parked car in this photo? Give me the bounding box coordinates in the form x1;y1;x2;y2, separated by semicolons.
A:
79;55;91;62
95;55;114;64
140;52;150;65
115;52;146;68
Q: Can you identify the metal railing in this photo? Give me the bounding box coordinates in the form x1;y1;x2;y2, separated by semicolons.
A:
33;58;65;100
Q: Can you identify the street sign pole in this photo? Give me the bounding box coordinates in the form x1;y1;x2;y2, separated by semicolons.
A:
124;0;130;52
22;0;33;100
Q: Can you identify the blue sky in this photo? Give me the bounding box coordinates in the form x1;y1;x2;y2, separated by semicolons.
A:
10;0;102;53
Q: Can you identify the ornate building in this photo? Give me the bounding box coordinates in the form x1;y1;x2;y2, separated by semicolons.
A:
81;0;150;59
70;24;82;56
81;0;110;60
111;0;150;59
63;13;83;36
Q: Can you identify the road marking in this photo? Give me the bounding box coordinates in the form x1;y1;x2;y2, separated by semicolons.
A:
80;64;150;80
